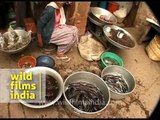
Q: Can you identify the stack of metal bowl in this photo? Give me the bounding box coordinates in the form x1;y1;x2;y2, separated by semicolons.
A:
88;7;117;26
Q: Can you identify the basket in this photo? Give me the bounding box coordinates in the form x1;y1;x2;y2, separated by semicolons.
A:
146;35;160;61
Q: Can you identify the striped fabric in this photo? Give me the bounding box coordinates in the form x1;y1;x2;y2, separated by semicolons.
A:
49;24;78;54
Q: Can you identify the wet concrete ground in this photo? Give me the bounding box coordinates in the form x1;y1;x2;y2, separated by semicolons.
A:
0;27;159;118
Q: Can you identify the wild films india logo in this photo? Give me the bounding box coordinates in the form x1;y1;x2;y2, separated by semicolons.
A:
0;69;46;103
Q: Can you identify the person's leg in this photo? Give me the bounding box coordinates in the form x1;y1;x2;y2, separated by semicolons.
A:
55;35;76;61
56;35;76;54
50;25;78;60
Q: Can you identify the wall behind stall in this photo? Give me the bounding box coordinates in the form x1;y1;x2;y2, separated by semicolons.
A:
65;2;91;36
134;2;156;27
30;2;50;24
133;2;156;44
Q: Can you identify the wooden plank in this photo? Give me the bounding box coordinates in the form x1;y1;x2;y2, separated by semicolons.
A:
55;105;70;118
23;105;59;118
9;103;25;118
0;103;9;118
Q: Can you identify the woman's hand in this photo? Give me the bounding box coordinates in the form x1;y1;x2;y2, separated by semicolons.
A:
37;33;43;47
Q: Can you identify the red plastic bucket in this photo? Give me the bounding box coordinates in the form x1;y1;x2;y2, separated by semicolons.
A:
107;2;119;13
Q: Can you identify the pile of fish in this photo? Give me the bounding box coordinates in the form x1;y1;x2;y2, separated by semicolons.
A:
103;57;119;65
108;29;135;48
102;73;129;93
99;15;113;23
30;75;59;105
46;75;59;102
0;26;30;51
22;62;33;68
65;81;106;112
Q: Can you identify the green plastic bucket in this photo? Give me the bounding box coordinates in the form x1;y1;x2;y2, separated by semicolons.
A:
100;52;123;69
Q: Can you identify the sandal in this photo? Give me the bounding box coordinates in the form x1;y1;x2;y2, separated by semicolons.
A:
55;55;71;62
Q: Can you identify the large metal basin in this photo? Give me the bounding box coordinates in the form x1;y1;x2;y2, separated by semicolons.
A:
1;29;31;54
19;67;64;108
63;71;110;118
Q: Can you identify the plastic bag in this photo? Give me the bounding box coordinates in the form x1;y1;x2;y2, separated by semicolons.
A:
113;8;127;18
7;26;19;48
78;36;105;61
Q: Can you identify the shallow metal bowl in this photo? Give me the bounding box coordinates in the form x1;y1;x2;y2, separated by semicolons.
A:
88;13;104;26
103;25;136;49
90;7;117;25
1;30;31;54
